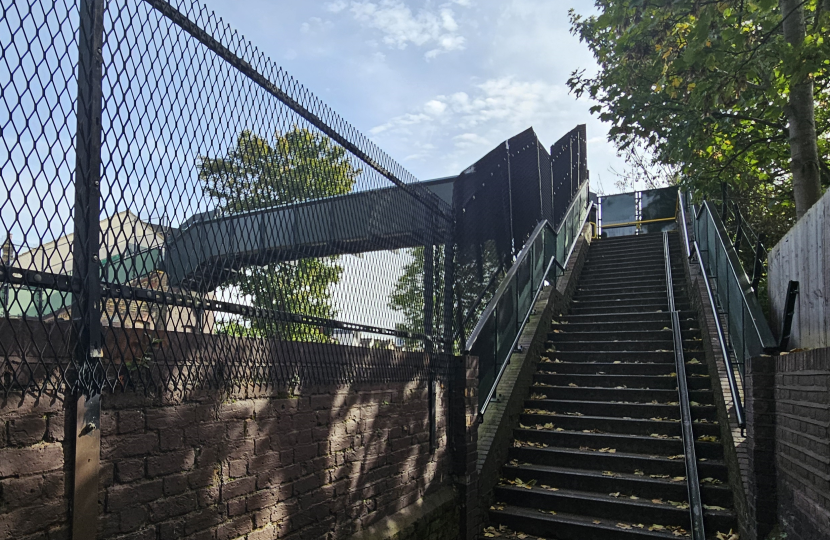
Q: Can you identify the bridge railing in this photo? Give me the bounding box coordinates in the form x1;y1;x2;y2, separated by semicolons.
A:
0;0;453;397
468;180;592;415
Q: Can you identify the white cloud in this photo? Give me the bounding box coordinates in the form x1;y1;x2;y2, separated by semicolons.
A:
372;77;568;136
368;76;588;173
330;0;468;59
325;1;349;13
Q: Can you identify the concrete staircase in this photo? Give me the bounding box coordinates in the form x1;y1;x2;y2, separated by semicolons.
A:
486;233;737;539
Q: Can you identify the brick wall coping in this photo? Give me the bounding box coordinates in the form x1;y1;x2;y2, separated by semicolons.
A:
346;486;457;540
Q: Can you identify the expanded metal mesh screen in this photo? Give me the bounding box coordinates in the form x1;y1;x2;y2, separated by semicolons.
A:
1;0;453;397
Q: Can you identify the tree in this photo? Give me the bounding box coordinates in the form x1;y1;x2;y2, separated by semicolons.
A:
388;240;502;352
569;0;829;228
198;128;359;340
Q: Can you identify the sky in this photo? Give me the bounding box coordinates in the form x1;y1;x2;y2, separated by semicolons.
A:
202;0;627;195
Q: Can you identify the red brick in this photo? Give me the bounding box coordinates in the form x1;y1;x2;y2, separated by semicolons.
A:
115;459;145;483
148;492;198;522
145;405;197;430
117;410;145;434
0;443;63;477
147;448;195;478
220;476;256;501
9;416;47;446
120;505;148;532
106;480;164;512
215;515;252;540
102;432;158;458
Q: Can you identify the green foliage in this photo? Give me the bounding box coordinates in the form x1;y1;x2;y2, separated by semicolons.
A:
388;241;502;352
199;128;359;340
569;0;829;243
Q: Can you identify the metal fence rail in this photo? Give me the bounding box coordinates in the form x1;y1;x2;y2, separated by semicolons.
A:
1;0;454;397
693;201;778;381
469;179;592;414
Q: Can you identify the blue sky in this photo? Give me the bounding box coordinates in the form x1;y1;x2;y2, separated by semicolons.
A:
202;0;626;195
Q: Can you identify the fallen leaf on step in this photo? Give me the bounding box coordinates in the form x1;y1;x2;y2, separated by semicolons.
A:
698;435;719;442
616;523;632;530
555;427;564;432
649;524;666;531
613;361;622;364
652;499;664;504
687;358;700;364
701;477;723;484
704;505;727;511
671;476;686;482
634;470;645;476
609;492;621;497
629;495;639;500
598;447;616;453
650;474;670;479
602;471;617;477
568;383;578;387
593;520;601;524
668;455;685;460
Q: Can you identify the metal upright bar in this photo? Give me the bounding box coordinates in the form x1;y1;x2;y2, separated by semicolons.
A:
71;0;106;537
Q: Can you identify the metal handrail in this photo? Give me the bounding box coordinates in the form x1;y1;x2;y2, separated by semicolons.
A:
693;241;746;429
698;201;777;352
464;218;551;352
465;180;590;352
678;191;691;260
664;232;705;540
472;183;591;419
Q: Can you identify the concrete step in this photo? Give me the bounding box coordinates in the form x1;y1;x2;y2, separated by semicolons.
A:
523;398;718;422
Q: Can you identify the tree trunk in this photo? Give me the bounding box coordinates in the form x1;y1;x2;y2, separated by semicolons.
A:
780;0;823;219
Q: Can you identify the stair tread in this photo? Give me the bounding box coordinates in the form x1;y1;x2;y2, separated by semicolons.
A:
501;463;732;493
488;505;691;539
494;485;735;517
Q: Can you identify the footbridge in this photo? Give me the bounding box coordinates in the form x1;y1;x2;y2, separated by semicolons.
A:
161;125;589;292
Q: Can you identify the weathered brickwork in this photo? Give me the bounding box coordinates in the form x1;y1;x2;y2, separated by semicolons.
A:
774;348;830;540
745;357;777;540
1;348;478;540
0;392;69;540
95;382;451;540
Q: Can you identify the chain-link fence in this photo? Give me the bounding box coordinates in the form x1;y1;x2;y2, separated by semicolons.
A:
1;0;454;397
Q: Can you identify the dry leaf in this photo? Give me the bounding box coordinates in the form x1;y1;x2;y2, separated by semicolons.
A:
616;523;632;530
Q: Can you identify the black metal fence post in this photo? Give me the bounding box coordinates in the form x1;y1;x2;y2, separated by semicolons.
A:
70;0;106;537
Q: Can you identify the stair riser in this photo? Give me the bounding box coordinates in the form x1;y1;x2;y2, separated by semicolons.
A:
500;465;734;507
536;362;709;376
524;400;718;422
551;322;698;332
490;510;673;540
561;312;696;323
532;375;713;391
517;414;721;437
491;493;736;534
528;387;714;404
509;447;729;481
544;351;676;363
549;330;700;341
514;429;725;459
547;340;699;352
569;304;691;315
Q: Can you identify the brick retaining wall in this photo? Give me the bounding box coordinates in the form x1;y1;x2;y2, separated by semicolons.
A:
744;348;830;540
1;334;476;540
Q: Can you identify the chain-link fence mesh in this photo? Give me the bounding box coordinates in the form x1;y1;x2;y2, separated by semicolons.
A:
1;0;453;397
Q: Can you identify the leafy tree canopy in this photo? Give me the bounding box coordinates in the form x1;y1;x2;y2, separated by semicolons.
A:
570;0;829;240
198;128;359;340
